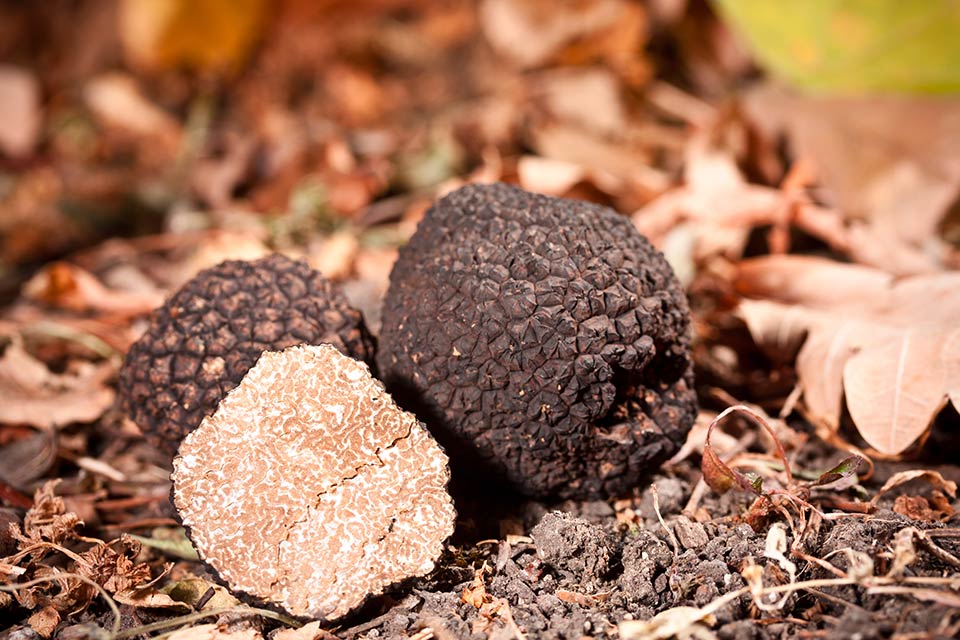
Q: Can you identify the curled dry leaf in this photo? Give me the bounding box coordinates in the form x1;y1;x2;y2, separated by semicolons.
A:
869;469;958;508
0;340;115;430
22;262;164;316
480;0;633;68
736;255;960;455
15;480;82;549
619;606;717;640
27;605;60;639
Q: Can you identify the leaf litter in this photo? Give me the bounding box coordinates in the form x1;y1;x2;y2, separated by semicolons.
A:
0;1;959;639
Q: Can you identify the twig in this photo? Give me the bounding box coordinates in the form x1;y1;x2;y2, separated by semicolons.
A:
651;484;679;556
113;606;302;639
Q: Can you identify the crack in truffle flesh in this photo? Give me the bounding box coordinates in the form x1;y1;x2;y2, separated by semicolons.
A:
118;254;375;456
377;183;697;499
172;344;456;620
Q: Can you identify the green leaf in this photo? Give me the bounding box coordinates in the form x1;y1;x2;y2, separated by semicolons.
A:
814;455;863;487
713;0;960;94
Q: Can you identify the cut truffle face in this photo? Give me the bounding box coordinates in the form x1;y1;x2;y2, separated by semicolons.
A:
117;254;375;456
172;344;456;620
377;183;697;499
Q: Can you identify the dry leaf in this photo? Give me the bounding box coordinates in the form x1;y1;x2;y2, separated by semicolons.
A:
0;340;115;429
84;73;182;147
530;121;667;192
0;65;41;158
736;256;960;454
22;262;164;316
27;605;60;638
0;428;57;488
76;538;152;593
480;0;628;68
843;328;951;455
274;622;339;640
893;495;952;523
633;137;782;256
619;605;717;640
113;588;192;613
517;156;585;195
119;0;266;72
540;67;627;136
870;469;958;507
745;87;960;246
166;624;262;640
555;589;613;606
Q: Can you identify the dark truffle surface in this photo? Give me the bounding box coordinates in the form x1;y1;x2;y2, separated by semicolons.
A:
377;183;696;499
118;254;375;455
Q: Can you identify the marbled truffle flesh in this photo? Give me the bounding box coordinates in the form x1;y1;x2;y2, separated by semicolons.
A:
117;254;375;455
377;183;697;499
172;344;456;620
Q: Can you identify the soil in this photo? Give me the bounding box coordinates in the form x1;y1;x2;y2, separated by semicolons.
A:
317;460;959;640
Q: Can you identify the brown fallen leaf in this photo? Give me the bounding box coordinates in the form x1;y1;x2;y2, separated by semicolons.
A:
0;427;57;488
517;156;585;196
15;480;82;549
633;131;944;275
22;262;164;316
76;538;152;594
0;339;115;430
870;469;958;507
736;256;960;455
480;0;630;68
893;494;952;523
745;87;960;248
530;121;668;193
27;605;60;638
274;622;339;640
83;73;182;149
166;624;262;640
0;65;41;158
113;588;192;613
540;67;628;136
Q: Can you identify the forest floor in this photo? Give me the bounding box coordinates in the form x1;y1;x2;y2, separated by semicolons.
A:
1;1;959;639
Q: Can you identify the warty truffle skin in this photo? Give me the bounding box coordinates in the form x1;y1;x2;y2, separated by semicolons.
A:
118;254;376;455
377;183;697;499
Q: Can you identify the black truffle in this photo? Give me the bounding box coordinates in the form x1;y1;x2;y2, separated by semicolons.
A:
377;183;696;499
118;254;375;455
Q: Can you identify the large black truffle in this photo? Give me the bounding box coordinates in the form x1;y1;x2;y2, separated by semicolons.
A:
377;183;697;499
118;254;375;455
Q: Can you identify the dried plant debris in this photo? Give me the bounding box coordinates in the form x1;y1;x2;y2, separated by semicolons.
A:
118;254;375;456
172;344;457;621
378;183;697;499
736;255;960;455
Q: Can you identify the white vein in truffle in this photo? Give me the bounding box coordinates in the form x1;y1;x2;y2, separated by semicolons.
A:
172;344;456;620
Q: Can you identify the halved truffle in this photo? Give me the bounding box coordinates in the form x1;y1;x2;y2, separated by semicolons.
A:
172;344;456;620
377;183;697;499
117;254;375;455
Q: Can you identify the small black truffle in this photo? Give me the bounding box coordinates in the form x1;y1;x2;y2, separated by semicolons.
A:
118;254;375;455
377;183;696;499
